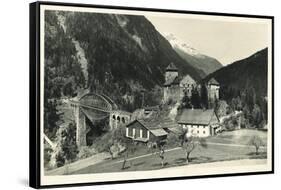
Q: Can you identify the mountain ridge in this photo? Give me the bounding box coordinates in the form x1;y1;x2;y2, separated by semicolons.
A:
164;33;223;76
203;48;268;100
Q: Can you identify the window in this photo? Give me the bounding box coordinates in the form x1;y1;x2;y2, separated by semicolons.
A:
128;128;133;137
203;131;205;134
197;130;199;134
142;129;148;138
135;128;140;138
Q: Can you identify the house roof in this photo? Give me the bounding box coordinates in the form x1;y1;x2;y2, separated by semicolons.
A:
178;109;219;125
164;76;180;86
166;62;178;71
144;105;160;111
208;78;219;85
150;129;168;136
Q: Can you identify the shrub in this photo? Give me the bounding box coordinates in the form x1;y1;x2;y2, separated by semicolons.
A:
166;133;180;147
77;146;97;159
248;135;265;155
55;122;78;167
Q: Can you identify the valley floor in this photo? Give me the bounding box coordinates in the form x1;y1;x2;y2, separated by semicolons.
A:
45;129;268;176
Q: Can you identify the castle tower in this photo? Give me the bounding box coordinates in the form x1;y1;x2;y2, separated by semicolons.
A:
165;62;178;82
207;78;220;107
163;63;179;103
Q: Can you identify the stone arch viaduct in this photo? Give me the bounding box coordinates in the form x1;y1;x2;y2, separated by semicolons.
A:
69;93;131;147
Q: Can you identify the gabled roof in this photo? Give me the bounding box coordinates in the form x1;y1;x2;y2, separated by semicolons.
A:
180;75;196;86
164;76;180;86
178;109;219;125
208;78;219;85
166;62;178;71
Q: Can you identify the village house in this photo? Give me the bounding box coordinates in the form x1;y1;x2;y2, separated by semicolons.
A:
178;109;221;137
125;118;178;143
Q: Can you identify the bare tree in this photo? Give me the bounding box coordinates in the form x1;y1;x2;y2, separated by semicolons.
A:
149;139;167;168
248;135;264;155
180;130;207;164
120;137;137;170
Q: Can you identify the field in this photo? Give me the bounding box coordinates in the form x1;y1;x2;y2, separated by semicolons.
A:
70;129;267;175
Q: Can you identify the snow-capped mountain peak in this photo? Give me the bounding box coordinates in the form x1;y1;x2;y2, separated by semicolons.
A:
164;33;200;56
163;33;223;76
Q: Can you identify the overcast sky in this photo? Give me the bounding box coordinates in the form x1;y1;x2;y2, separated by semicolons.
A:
146;16;270;65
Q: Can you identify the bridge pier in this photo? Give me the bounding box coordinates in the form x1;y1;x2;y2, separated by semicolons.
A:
74;105;87;147
70;93;119;147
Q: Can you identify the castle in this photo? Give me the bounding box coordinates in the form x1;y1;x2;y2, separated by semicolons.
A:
163;62;220;105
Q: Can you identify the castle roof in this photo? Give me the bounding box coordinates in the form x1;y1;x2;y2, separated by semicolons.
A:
166;62;178;71
180;75;196;85
208;78;219;85
178;109;219;125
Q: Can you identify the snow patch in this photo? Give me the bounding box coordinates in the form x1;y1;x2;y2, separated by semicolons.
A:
115;15;128;28
56;13;89;86
72;40;89;85
132;34;146;51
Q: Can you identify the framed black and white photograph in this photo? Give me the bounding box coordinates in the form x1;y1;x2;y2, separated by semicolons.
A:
29;1;274;188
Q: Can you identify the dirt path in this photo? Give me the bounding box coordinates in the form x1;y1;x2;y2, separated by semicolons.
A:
45;152;110;176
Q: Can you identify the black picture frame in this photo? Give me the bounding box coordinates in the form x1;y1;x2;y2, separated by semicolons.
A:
30;1;274;188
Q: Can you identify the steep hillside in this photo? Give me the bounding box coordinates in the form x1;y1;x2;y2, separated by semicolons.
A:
204;48;268;100
45;11;205;111
165;33;223;76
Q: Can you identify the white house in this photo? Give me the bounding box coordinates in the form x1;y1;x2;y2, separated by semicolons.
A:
178;109;221;137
